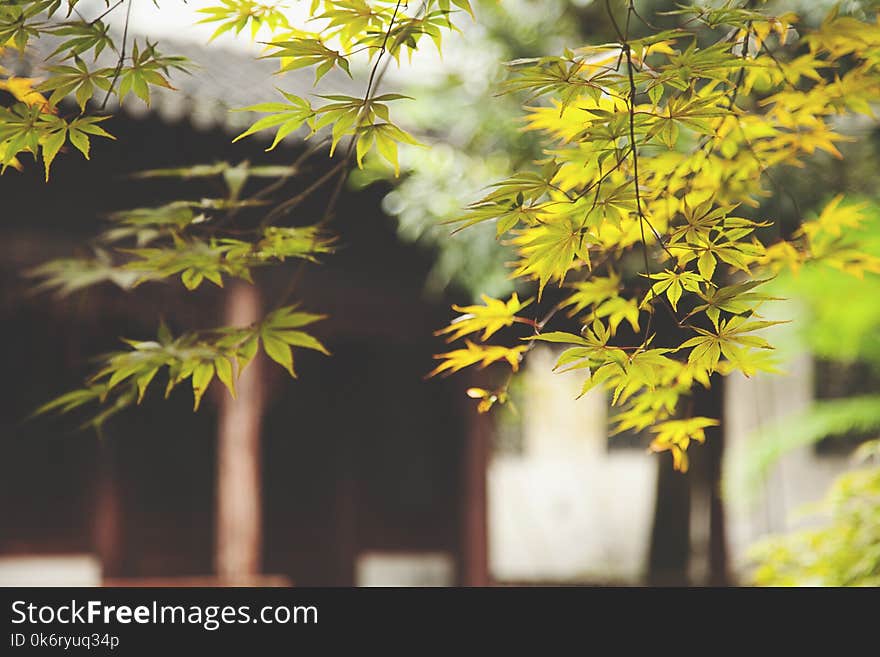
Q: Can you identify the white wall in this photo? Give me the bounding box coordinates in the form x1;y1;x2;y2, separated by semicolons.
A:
723;355;853;576
488;342;856;584
488;347;656;584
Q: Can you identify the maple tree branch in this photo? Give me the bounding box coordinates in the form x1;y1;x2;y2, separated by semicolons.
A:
99;0;132;111
271;0;408;309
90;0;124;26
614;2;695;342
262;159;347;225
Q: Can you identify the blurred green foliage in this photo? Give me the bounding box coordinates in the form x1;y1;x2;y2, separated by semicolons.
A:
744;200;880;585
750;459;880;585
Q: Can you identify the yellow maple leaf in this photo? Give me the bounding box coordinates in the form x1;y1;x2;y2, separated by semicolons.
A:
650;417;719;472
435;292;534;342
428;341;528;378
510;217;591;299
0;76;51;111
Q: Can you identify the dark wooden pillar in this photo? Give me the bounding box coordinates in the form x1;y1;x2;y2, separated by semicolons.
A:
647;374;730;587
334;435;358;586
647;451;691;585
95;436;125;580
691;374;730;586
216;283;265;583
461;405;491;586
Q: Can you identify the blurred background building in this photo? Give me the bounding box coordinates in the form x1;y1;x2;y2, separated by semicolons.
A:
1;0;878;587
0;34;483;586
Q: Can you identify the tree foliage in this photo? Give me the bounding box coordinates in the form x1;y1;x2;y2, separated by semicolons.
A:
0;1;185;176
3;0;469;426
3;0;880;473
750;458;880;586
727;202;880;585
427;0;880;470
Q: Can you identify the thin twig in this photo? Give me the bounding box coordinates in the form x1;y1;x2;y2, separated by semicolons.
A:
611;1;694;341
91;0;124;26
252;137;331;206
261;158;346;225
629;1;662;31
574;150;630;200
99;0;132;111
271;0;409;309
623;41;656;344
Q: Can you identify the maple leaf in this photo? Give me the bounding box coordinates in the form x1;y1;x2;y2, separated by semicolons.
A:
258;306;329;378
0;76;50;110
435;293;534;342
679;316;782;375
561;273;621;315
688;278;780;328
644;269;703;311
428;342;529;377
510;217;591;298
233;91;315;151
650;417;720;472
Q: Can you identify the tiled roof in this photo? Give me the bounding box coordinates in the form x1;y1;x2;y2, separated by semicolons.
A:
6;31;367;141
